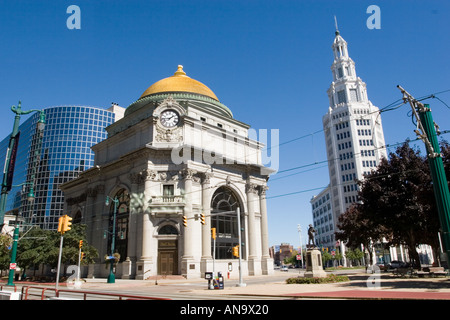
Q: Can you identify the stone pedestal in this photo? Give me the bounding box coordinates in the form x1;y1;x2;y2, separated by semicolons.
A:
121;257;133;279
136;259;153;280
304;249;327;278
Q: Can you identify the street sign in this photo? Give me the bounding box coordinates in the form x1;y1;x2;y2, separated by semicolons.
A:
296;255;302;260
9;263;16;270
331;251;335;256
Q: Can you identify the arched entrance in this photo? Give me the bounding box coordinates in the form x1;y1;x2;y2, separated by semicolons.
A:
157;224;179;275
210;186;245;259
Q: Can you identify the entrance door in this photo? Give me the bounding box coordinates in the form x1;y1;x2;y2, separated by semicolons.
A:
158;240;178;275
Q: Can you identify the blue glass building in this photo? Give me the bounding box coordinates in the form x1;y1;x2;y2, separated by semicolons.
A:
0;105;124;230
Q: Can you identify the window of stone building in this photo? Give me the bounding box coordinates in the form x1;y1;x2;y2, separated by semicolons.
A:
210;186;245;260
163;184;174;196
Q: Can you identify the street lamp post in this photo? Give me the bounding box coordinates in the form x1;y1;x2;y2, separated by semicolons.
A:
297;224;303;269
0;101;45;225
105;196;119;284
2;102;45;287
6;185;36;286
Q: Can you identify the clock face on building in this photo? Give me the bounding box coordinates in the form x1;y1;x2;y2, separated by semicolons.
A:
160;109;180;128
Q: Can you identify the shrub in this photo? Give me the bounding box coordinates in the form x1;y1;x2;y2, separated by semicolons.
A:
286;274;349;284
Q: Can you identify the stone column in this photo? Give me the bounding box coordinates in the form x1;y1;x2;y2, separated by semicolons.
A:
200;172;213;275
123;172;141;279
85;187;96;247
93;185;107;264
181;168;197;278
259;185;273;275
136;169;155;280
246;181;259;275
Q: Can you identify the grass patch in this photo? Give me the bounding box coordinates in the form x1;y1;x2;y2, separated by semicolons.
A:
286;274;349;284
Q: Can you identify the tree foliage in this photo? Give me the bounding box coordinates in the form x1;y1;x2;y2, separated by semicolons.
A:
0;233;13;271
336;140;448;269
16;223;98;271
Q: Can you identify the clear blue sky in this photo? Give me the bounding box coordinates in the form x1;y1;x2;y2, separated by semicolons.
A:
1;0;449;248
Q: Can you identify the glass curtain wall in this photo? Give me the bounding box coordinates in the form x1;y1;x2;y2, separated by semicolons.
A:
0;106;115;230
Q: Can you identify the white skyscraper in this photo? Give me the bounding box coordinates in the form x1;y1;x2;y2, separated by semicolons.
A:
311;27;387;254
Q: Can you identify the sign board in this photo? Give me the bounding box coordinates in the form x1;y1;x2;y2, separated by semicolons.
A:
296;255;302;260
6;132;20;192
9;263;16;270
331;250;336;256
204;272;213;280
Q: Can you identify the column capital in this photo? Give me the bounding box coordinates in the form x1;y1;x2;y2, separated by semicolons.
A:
202;172;213;185
142;169;158;181
181;168;197;180
245;182;259;195
259;185;269;196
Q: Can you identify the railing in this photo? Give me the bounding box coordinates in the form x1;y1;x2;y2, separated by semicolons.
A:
0;285;17;292
21;286;171;300
150;195;184;204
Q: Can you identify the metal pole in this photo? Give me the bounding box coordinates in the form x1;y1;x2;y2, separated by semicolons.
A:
418;104;450;263
77;245;81;282
6;220;19;286
213;236;216;276
398;85;450;265
0;102;43;224
236;207;246;287
55;235;64;290
107;197;117;283
297;224;303;269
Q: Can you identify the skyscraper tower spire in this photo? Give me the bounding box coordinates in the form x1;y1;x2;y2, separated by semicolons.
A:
310;26;387;258
334;16;339;35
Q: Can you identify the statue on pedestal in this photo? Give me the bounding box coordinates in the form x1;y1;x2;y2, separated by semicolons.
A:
307;224;317;249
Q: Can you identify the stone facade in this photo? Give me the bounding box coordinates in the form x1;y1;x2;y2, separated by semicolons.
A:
61;71;274;279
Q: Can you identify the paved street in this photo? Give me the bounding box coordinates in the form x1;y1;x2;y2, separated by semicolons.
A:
4;268;450;301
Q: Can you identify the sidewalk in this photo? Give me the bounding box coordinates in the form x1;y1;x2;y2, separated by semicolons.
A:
187;272;450;300
7;271;450;300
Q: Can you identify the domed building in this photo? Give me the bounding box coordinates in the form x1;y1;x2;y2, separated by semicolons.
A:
61;66;274;279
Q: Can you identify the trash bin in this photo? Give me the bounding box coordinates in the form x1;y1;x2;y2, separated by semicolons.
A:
205;272;214;290
216;272;224;290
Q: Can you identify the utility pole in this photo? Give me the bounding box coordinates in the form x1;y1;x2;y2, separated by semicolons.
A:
297;224;303;268
398;85;450;264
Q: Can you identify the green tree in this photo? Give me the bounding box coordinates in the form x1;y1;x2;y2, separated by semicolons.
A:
0;233;13;272
283;250;298;266
337;141;444;270
345;248;364;266
321;251;332;267
17;223;98;276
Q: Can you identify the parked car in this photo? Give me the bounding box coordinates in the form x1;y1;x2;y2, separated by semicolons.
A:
387;260;409;269
375;263;386;271
281;266;289;272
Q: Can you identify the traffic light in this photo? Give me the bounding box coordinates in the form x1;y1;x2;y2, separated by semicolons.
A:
232;245;239;257
57;216;64;233
63;215;73;233
182;216;187;227
79;240;83;248
80;252;86;261
57;215;73;235
211;227;216;240
200;213;205;225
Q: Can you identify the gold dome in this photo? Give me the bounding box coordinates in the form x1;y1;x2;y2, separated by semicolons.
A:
140;65;219;101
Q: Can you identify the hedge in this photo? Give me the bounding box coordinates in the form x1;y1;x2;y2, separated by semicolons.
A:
286;274;349;284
